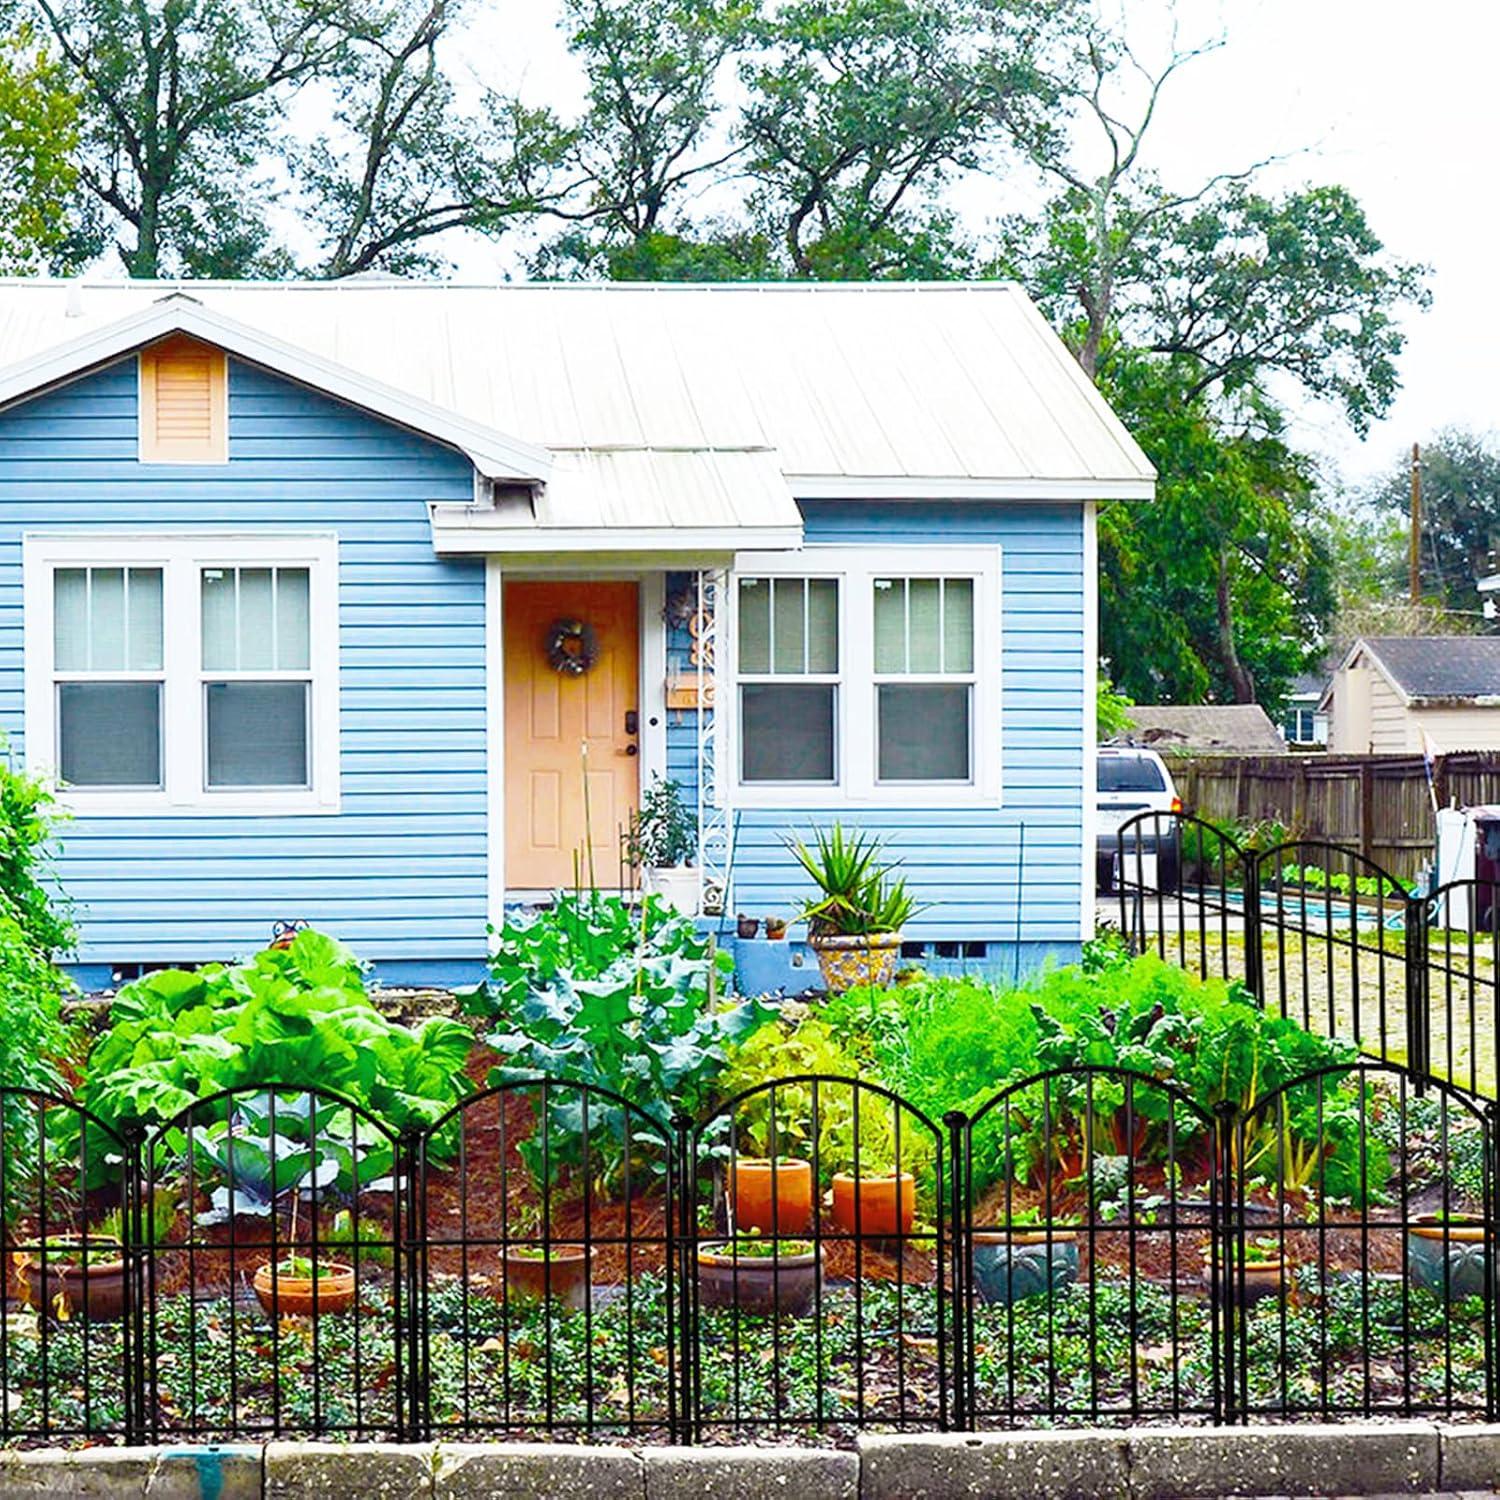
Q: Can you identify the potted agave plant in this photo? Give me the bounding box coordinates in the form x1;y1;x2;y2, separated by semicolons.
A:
789;825;921;994
970;1207;1079;1305
697;1233;822;1316
628;776;700;914
1407;1210;1488;1301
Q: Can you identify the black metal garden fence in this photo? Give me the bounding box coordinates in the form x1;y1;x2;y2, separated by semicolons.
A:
1115;810;1500;1099
0;1052;1493;1447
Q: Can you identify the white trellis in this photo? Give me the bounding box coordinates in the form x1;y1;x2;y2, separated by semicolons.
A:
695;568;730;914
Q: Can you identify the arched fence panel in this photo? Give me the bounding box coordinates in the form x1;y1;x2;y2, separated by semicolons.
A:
140;1085;406;1443
413;1077;678;1442
0;1090;133;1444
687;1074;947;1440
960;1066;1225;1428
1117;812;1249;990
1234;1062;1496;1424
1119;814;1500;1100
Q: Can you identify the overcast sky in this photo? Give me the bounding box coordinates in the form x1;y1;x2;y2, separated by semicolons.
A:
457;0;1489;493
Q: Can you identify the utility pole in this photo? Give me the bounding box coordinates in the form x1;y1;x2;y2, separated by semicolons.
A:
1409;441;1422;603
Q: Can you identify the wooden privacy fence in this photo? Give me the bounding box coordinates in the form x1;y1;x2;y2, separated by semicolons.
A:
1171;751;1500;880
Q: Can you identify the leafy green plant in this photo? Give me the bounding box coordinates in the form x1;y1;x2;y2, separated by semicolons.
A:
0;763;76;957
627;776;697;869
786;825;922;936
1277;863;1413;900
66;929;471;1186
703;1236;814;1259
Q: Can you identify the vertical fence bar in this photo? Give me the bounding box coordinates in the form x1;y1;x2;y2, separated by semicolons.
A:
122;1122;146;1447
672;1114;695;1445
401;1126;426;1444
944;1110;969;1432
1242;860;1264;1005
1213;1101;1240;1425
1404;895;1430;1085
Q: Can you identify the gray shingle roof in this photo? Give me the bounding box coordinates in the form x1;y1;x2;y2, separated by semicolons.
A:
1109;704;1288;754
1362;637;1500;701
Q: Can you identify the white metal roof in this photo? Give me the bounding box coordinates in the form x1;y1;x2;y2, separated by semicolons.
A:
0;279;1156;502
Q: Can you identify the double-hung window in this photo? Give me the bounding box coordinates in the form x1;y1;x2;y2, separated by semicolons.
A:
731;547;1000;804
25;535;339;813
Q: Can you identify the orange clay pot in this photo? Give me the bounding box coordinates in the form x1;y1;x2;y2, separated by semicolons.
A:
729;1157;813;1235
830;1172;916;1238
253;1260;356;1318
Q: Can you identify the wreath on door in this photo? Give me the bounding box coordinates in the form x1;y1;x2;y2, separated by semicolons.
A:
545;617;600;676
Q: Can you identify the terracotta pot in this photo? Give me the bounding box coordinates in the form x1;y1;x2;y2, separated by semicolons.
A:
830;1172;916;1238
19;1250;126;1322
1208;1251;1286;1306
729;1157;813;1235
765;920;787;941
971;1230;1079;1305
809;932;902;993
253;1260;357;1318
500;1244;597;1309
697;1242;821;1317
1408;1215;1488;1301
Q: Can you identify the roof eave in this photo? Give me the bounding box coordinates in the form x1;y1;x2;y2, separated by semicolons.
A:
788;475;1156;501
0;297;552;483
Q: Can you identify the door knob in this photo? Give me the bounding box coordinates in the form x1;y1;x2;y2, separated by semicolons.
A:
625;745;639;756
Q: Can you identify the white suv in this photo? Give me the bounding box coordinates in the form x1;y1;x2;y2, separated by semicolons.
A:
1096;747;1182;892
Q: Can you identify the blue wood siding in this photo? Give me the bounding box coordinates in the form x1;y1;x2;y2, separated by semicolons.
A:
0;357;486;967
722;501;1086;946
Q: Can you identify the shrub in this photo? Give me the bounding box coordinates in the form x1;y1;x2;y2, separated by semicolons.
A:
0;763;75;957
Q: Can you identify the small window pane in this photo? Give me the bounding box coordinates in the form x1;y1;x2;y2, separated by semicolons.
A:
88;568;125;671
807;579;838;673
127;568;164;671
772;578;806;674
54;570;89;671
738;578;770;674
201;568;238;671
878;684;970;781
873;578;905;673
741;684;835;783
908;579;943;673
58;682;161;787
206;682;309;787
275;569;311;671
236;569;275;671
943;578;974;674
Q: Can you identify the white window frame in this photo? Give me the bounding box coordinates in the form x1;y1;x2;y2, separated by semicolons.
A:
726;544;1002;808
23;532;341;816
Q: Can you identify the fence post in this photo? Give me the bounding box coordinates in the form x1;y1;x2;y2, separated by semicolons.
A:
1242;858;1263;1006
1403;895;1430;1085
399;1126;426;1444
672;1113;696;1445
1489;1103;1500;1423
121;1121;147;1447
1212;1101;1242;1425
943;1110;970;1432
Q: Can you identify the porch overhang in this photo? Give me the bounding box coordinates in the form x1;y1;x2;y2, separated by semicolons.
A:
429;446;804;557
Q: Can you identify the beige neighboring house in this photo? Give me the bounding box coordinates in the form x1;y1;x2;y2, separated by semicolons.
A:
1321;637;1500;753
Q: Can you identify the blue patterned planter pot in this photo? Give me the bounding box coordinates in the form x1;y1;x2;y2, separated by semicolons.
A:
1407;1217;1489;1301
970;1231;1078;1305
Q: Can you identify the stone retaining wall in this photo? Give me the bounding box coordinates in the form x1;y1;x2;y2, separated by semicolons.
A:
0;1425;1494;1499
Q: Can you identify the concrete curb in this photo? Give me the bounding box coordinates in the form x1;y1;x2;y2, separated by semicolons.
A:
0;1426;1492;1498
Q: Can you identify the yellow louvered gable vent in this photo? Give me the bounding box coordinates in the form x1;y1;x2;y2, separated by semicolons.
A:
138;335;227;463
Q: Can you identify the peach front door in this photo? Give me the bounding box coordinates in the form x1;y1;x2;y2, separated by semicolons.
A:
504;581;641;891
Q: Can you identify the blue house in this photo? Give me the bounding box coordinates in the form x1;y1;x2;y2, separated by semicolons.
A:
0;281;1154;989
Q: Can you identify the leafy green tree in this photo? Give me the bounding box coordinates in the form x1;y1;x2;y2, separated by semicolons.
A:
739;0;1065;278
16;0;356;276
0;26;80;273
1367;429;1500;614
534;0;759;279
301;0;565;277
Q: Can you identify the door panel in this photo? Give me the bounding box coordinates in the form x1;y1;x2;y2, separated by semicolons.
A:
505;581;640;890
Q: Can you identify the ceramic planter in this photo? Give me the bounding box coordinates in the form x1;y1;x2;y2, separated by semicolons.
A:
809;932;902;993
830;1172;916;1238
765;919;787;941
253;1260;357;1317
736;915;760;940
501;1244;597;1309
970;1230;1078;1305
642;866;700;915
19;1247;126;1322
696;1242;821;1316
1407;1215;1488;1301
729;1158;813;1235
1209;1250;1286;1306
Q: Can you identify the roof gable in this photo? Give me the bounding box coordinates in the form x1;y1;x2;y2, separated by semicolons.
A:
0;294;552;483
1331;636;1500;706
